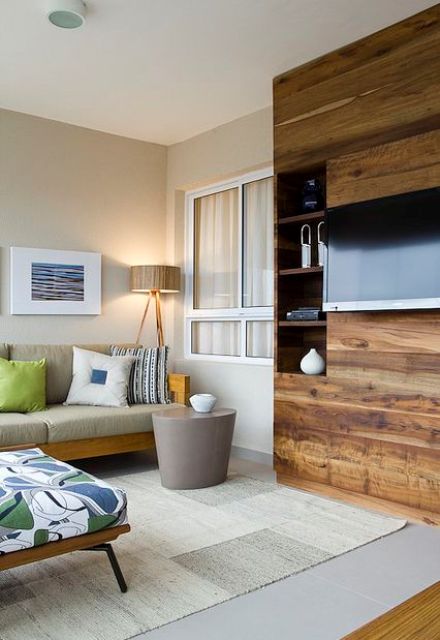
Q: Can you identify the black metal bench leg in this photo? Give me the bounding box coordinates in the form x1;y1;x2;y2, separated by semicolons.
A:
84;543;128;593
103;544;128;593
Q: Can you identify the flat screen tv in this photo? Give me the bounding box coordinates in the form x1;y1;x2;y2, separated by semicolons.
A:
323;186;440;312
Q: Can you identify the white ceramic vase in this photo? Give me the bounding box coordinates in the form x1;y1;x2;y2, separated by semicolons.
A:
189;393;217;413
300;348;325;375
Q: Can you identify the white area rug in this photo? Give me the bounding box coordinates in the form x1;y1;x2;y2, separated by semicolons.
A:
0;470;406;639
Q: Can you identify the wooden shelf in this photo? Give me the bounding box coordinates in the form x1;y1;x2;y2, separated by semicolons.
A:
279;211;325;224
279;320;327;327
279;266;323;276
276;370;326;377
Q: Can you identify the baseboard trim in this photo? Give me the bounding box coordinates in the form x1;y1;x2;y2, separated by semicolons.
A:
231;445;273;467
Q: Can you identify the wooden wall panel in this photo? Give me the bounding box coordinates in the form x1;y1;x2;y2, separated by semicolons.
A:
327;129;440;207
326;311;440;394
275;425;440;512
273;6;440;172
274;4;440;521
327;311;440;355
275;371;440;415
275;398;440;450
274;8;440;100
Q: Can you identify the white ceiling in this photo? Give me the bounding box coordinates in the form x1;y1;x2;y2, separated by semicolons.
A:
0;0;436;145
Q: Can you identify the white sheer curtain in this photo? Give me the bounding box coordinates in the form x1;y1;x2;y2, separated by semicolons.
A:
243;177;274;307
192;321;241;357
246;321;273;358
194;188;239;309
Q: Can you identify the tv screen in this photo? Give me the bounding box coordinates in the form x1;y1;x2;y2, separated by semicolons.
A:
323;187;440;312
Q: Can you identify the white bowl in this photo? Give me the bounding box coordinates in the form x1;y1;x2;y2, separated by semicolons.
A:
189;394;217;413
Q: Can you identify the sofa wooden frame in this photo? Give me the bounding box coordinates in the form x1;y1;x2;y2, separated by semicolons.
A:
39;372;190;462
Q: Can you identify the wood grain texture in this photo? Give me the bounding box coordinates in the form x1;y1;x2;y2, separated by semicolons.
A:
274;7;440;95
41;431;156;461
275;372;440;415
275;426;440;512
274;5;440;172
274;6;440;521
279;211;325;224
0;443;38;452
275;30;440;126
341;581;440;639
168;373;191;405
327;129;440;207
326;312;440;395
0;524;130;571
275;397;440;450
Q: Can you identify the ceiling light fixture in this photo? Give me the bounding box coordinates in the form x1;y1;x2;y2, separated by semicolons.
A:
46;0;87;29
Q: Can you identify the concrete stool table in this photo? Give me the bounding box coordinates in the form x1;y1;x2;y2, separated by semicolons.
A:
152;407;236;489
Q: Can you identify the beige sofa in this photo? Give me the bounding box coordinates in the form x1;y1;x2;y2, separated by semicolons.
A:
0;343;190;461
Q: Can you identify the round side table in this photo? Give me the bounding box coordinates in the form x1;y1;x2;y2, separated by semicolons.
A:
152;407;236;489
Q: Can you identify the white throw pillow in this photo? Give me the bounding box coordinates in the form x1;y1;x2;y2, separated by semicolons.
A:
64;347;135;408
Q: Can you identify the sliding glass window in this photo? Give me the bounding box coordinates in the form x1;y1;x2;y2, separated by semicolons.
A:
185;169;274;363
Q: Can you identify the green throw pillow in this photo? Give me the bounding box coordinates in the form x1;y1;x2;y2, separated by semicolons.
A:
0;358;46;412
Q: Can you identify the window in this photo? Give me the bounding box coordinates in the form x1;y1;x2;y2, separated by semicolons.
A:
185;168;273;364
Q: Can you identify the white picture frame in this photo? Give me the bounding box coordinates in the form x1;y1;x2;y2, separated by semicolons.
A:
10;247;101;315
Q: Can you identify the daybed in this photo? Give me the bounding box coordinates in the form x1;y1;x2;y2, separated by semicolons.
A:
0;447;130;591
0;343;190;461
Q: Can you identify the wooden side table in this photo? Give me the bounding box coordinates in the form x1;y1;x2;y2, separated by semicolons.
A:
152;407;236;489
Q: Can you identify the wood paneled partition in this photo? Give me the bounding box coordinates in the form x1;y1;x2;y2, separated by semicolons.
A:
274;7;440;173
274;5;440;524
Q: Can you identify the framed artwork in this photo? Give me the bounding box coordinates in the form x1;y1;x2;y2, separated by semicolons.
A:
10;247;101;315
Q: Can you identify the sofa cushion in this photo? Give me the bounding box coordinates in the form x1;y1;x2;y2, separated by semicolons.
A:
0;358;46;413
33;403;181;442
9;344;137;405
65;347;135;408
111;345;170;404
0;413;48;447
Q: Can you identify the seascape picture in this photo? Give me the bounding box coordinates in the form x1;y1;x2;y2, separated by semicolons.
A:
31;262;85;301
10;247;101;314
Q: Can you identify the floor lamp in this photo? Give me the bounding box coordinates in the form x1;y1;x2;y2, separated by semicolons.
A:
130;265;181;346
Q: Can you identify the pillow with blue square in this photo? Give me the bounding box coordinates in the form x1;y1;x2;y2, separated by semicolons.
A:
65;347;135;408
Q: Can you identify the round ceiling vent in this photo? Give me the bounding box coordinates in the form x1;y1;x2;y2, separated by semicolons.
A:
46;0;87;29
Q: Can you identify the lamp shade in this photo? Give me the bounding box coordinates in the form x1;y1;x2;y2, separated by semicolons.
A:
130;265;181;293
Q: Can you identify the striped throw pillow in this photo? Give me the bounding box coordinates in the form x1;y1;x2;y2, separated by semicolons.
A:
110;346;170;405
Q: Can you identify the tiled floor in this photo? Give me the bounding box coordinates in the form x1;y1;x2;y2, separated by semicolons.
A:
82;452;440;640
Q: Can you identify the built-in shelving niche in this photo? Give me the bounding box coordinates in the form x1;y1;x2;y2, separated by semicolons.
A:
276;166;327;375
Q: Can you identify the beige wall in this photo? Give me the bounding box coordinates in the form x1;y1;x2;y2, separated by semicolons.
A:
1;106;273;455
166;107;274;456
0;109;167;346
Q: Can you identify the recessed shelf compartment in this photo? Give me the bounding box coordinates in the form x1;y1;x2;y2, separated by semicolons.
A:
276;165;327;375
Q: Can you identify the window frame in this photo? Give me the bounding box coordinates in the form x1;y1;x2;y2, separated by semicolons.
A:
184;167;274;365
